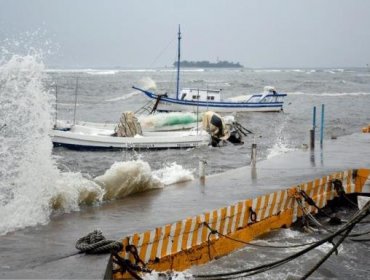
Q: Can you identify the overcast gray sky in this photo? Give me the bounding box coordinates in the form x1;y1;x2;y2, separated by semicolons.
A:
1;0;370;68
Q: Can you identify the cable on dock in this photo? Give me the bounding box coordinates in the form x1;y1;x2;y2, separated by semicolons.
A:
193;201;370;279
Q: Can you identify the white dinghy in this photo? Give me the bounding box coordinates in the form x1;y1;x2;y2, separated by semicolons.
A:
51;112;209;150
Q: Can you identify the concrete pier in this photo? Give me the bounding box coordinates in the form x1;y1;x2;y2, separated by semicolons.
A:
0;133;369;279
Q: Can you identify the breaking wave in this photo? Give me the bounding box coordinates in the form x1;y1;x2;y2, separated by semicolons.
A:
0;54;104;235
0;53;194;235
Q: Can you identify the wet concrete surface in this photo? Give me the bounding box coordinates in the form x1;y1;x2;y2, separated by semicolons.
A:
0;133;369;279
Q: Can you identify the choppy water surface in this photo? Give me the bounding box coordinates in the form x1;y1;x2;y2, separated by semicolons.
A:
1;54;369;278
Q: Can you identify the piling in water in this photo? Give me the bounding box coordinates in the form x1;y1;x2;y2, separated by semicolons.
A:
251;143;257;168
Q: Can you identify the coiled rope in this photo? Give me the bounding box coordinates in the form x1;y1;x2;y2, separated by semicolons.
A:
75;230;122;254
76;230;151;280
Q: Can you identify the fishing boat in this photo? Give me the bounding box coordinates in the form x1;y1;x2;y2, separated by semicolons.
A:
51;111;249;150
133;26;287;113
51;112;209;150
51;126;210;150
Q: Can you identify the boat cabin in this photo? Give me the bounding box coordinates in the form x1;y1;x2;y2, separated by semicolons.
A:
179;88;221;102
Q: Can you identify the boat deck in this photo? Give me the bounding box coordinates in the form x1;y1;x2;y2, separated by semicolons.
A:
0;133;369;279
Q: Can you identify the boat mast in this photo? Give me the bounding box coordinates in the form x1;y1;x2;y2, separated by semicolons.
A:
176;25;181;100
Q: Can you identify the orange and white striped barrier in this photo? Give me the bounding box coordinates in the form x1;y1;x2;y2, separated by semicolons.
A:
113;168;370;279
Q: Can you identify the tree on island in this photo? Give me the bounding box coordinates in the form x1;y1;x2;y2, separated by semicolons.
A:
173;60;243;68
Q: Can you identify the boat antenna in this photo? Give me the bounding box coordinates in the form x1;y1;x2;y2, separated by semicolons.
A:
73;77;79;126
176;25;181;100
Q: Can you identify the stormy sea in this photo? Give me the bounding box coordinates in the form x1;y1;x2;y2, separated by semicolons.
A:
1;54;369;279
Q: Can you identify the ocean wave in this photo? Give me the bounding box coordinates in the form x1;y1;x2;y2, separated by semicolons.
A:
94;160;163;200
0;53;105;235
105;90;140;102
86;70;119;75
106;77;157;101
1;54;196;235
45;68;157;73
287;91;370;96
152;162;194;185
159;68;205;72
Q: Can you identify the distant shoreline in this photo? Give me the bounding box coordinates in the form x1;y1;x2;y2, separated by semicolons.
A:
173;60;243;68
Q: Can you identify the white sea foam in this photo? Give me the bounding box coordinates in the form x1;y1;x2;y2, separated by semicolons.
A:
94;160;163;200
92;160;194;200
152;162;195;185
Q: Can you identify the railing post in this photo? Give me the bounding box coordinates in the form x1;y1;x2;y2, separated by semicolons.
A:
199;160;207;181
320;104;325;147
251;143;257;168
310;106;316;149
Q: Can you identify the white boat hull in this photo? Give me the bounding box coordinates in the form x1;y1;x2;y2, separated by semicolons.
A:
51;127;210;149
155;101;284;113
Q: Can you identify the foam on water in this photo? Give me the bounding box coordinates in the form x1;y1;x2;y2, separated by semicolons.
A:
152;162;195;185
94;160;163;200
0;54;104;235
93;160;195;200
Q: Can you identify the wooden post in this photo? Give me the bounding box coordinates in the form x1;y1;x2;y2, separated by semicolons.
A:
251;143;257;168
199;160;206;180
310;106;316;149
310;129;315;149
320;104;325;147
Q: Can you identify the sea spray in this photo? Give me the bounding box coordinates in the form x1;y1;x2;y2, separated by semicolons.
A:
0;54;104;235
94;160;163;200
266;116;296;159
152;162;194;185
93;160;195;200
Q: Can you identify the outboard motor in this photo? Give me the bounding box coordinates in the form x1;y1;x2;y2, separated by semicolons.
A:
202;111;245;146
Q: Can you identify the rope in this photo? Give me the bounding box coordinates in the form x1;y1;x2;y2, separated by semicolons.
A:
193;201;370;279
76;230;152;279
203;222;318;249
332;179;359;208
300;190;332;219
301;224;356;279
75;230;122;254
112;251;151;280
296;195;370;239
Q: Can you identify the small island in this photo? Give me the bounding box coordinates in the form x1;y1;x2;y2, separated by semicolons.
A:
173;60;243;68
